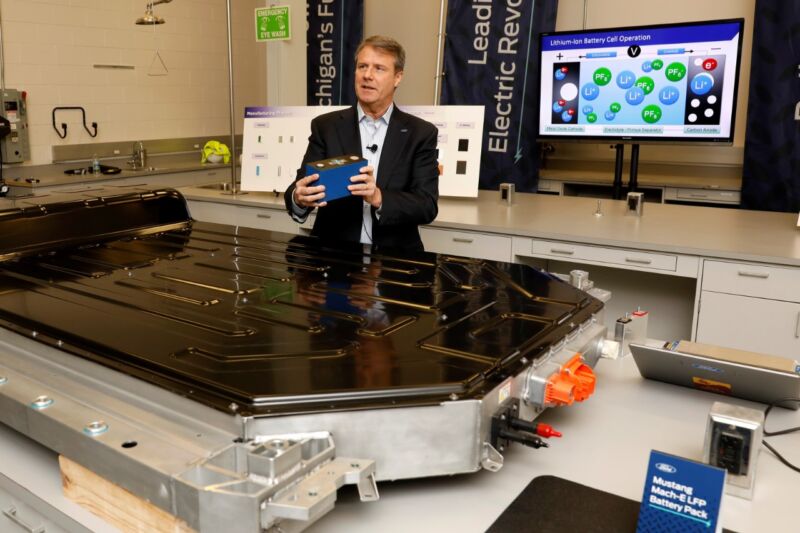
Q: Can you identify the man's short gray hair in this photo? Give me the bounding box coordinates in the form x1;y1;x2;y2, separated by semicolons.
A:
355;35;405;72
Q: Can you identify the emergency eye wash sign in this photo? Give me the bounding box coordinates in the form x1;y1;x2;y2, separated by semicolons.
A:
636;450;726;532
255;6;291;42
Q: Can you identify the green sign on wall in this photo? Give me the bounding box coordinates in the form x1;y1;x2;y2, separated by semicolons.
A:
255;6;291;42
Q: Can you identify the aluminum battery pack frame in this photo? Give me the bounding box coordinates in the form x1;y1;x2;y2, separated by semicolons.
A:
0;188;606;531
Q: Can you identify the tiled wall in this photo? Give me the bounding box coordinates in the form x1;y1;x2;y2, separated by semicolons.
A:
2;0;756;169
1;0;267;165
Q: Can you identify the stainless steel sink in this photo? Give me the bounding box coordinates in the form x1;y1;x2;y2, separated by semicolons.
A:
199;182;238;191
126;166;162;172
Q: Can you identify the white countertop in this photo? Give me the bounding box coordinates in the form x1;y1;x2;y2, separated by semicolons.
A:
306;354;798;533
181;187;800;267
3;355;795;533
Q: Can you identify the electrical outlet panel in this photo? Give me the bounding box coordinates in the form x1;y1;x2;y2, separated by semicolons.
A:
1;89;30;163
703;401;764;499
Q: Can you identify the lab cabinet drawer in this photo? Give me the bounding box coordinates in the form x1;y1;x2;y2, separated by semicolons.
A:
187;201;313;235
188;201;249;226
702;260;800;302
670;187;740;204
529;239;678;272
237;206;314;234
696;291;800;360
536;179;562;195
420;227;512;262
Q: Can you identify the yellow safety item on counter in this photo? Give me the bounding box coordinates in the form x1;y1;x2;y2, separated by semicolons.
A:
201;141;231;164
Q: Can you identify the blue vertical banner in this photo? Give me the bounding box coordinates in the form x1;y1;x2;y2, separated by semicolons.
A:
441;0;558;192
741;0;800;212
306;0;364;106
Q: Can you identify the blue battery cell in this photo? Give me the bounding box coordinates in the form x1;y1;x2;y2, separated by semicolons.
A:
306;155;367;202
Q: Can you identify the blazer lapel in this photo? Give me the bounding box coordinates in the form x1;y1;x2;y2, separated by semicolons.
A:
336;106;362;156
376;108;409;190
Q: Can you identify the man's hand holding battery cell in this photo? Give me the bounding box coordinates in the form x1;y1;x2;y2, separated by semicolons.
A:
292;173;328;208
347;165;381;208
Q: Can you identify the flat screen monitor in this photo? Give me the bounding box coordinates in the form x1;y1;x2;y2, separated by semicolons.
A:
537;19;744;143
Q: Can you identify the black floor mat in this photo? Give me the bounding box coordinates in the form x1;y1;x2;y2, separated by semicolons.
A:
487;475;736;533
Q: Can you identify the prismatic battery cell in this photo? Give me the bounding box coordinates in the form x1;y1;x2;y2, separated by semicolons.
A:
305;155;367;202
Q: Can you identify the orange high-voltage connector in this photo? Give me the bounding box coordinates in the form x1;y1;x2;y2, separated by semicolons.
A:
543;353;596;407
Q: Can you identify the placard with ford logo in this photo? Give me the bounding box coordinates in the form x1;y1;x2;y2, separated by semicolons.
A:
636;450;726;532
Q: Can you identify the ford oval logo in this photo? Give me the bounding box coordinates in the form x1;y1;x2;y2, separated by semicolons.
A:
655;462;677;474
692;363;723;373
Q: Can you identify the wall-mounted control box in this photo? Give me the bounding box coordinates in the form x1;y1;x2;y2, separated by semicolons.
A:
1;89;30;163
703;401;764;499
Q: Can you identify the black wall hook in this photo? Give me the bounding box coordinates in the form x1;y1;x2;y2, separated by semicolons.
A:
52;107;98;138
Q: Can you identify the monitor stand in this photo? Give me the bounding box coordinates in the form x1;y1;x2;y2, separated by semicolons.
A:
629;143;640;193
612;144;624;200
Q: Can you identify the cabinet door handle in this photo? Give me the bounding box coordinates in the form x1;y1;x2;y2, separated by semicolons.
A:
795;312;800;339
452;237;474;244
2;506;45;533
625;257;653;265
737;270;769;279
549;248;574;255
256;213;272;219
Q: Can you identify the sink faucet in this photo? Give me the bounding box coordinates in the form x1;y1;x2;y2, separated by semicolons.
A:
128;141;147;169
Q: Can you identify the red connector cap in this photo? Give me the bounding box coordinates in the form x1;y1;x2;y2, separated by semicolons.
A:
535;423;562;439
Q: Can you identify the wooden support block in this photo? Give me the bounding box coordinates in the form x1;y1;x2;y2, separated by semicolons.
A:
59;456;195;533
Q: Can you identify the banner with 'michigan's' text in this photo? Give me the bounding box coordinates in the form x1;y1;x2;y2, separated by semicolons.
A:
306;0;364;106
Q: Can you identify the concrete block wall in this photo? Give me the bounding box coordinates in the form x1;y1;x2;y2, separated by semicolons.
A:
0;0;757;171
1;0;266;165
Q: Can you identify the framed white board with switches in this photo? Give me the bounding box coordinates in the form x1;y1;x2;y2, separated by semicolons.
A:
241;105;485;198
241;106;347;193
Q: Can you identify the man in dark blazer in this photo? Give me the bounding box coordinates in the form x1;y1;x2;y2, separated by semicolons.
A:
285;35;438;253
